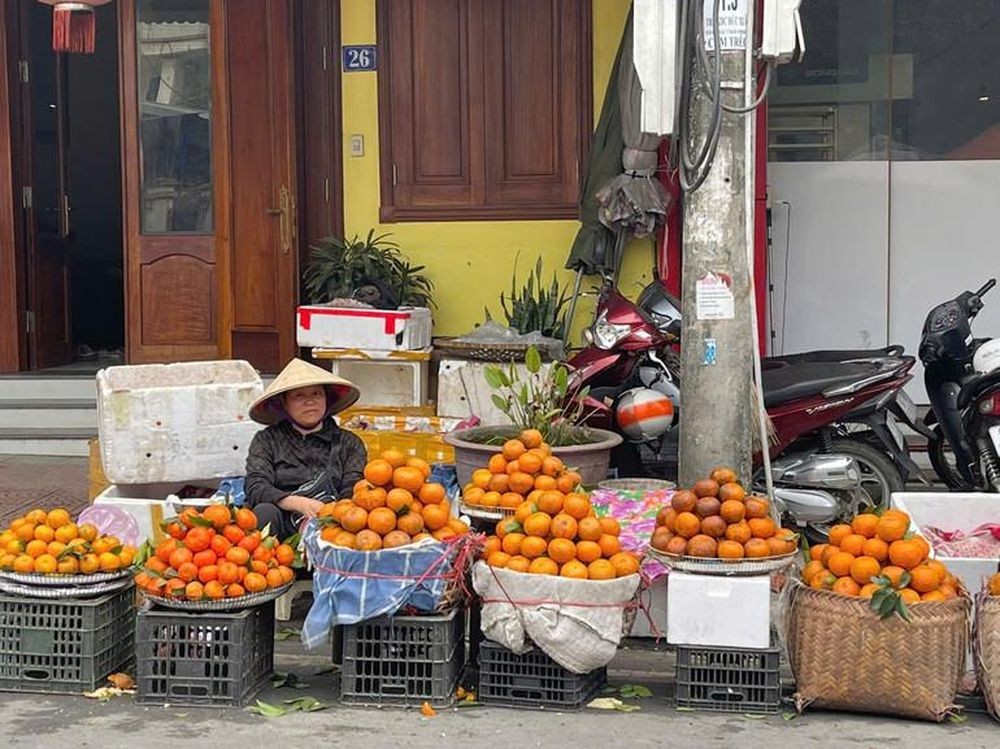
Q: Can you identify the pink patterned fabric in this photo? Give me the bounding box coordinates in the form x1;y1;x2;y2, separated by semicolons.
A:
589;488;673;580
922;523;1000;560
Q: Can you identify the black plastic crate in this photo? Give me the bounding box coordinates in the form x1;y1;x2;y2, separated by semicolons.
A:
136;601;275;707
674;643;781;714
0;583;135;694
340;608;464;708
478;640;606;710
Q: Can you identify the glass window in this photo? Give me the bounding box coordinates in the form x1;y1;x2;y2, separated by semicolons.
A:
891;0;1000;160
768;0;893;161
136;0;212;233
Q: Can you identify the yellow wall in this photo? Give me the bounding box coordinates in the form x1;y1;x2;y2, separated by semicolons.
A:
340;0;653;341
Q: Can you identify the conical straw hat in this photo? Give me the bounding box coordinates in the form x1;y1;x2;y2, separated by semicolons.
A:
249;358;360;425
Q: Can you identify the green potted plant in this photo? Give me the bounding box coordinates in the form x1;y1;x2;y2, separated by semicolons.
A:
485;256;569;340
443;346;622;486
303;230;434;309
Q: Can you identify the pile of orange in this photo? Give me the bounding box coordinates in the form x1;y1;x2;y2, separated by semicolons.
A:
134;505;296;601
0;507;137;575
481;490;640;580
316;450;470;550
649;468;797;559
460;429;584;511
802;509;960;602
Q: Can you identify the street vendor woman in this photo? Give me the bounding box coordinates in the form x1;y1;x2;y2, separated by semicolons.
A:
244;358;366;538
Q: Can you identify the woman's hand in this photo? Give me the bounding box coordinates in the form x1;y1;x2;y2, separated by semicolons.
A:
279;495;325;518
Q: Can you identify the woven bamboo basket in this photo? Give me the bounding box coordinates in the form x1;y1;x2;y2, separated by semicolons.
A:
786;580;970;721
974;591;1000;721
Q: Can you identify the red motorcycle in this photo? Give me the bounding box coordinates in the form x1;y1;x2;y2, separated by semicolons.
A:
569;279;926;536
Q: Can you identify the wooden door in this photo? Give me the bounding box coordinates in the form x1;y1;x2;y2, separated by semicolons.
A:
21;0;73;369
0;0;24;372
120;0;224;364
227;0;298;374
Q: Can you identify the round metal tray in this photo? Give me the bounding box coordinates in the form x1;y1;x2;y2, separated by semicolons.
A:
0;569;133;587
0;577;133;599
646;546;798;576
141;582;295;612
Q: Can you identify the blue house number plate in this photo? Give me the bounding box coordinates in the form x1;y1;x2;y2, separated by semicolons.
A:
343;45;377;72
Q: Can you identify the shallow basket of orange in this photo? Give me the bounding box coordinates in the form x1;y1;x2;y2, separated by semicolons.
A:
644;469;799;576
787;508;971;722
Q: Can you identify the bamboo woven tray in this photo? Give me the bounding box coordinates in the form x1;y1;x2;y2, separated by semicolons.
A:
434;338;555;362
646;546;797;576
141;582;294;612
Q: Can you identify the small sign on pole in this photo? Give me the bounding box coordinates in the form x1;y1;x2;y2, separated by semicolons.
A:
342;45;377;72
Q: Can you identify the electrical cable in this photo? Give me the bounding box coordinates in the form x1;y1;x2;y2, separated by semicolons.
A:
722;62;773;114
677;0;724;193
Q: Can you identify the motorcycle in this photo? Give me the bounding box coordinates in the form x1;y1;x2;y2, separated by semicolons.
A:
920;278;1000;491
569;278;926;535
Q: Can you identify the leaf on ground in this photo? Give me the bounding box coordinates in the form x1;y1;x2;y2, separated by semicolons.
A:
743;714;767;720
174;713;189;719
421;701;438;717
247;699;288;717
275;627;301;642
948;713;969;724
620;684;653;699
456;700;483;708
782;711;798;721
272;672;309;689
586;697;640;713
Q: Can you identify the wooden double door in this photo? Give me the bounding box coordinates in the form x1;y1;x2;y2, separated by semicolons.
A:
1;0;341;373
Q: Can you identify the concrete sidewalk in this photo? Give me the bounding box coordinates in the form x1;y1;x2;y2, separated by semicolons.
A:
0;454;89;527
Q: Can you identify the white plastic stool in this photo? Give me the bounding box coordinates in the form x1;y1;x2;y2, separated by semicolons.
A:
275;578;312;622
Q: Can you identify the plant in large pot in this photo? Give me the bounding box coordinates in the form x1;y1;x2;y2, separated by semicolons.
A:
444;346;622;487
302;230;435;309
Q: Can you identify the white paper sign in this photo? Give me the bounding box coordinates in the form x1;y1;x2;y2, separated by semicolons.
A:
696;273;735;320
704;0;748;51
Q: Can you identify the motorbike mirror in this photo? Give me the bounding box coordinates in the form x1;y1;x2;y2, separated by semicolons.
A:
975;278;997;298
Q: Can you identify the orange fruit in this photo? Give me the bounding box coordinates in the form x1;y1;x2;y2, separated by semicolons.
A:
176;561;198;581
519;429;543;448
233;507;257;531
748;517;775;539
550;514;578;540
609;552;640;577
832;577;861;597
422;504;450;532
537;491;564;515
184;526;213;554
674;512;701;539
184;581;205;600
528;557;559;575
548;538;576;564
599;517;621;537
488;474;510;493
223;524;246;544
483;537;502;558
487;551;511;568
925;559;948;584
419;483;446;505
745;538;770;559
472;469;493;490
909;565;941;594
861;537;889;563
341;506;369;533
192;549;217;568
26;509;47;525
802;560;826;584
501;533;525;556
541;456;564;477
367;507;397;536
505;460;521;476
381;448;408;469
888;539;925;570
278;565;295;585
79;554;100;574
827;551;855;578
488;454;508;475
880;565;907;588
463;487;485;506
523;512;552;538
515;501;538;524
198;564;219;584
25;539;47;559
244;572;267;593
495;518;522;538
827;524;853;547
725;521;752;545
839;534;866;557
45;508;71;530
202;580;224;600
33;525;55;543
743;497;770;520
480;491;502;508
505;555;531;573
717;540;745;559
16;524;36;543
78;523;99;543
364;459;394;487
509;472;535;495
217;562;240;585
810;570;836;590
265;568;285;589
720;500;746;524
598;534;621;558
406;457;432;478
560;560;589;579
225;583;246;599
588;559;616;580
99;552;122;573
899;588;921;604
921;590;947;602
876;514;908;543
687;535;718;558
355;529;383;551
203;504;231;530
520;535;548;559
500;439;525;461
651;527;674;551
224;546;250;566
500;492;523;509
211;534;232;557
518;453;543;475
575;540;602;564
577;516;602;542
859;583;879;599
34;554;57;574
656;507;678;531
562;494;591;521
851;513;880;539
355;488;387;512
12;555;34;573
533;475;558;492
849;556;881;585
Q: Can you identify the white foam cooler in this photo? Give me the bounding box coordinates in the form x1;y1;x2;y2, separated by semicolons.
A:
97;360;263;485
667;571;772;649
296;305;432;350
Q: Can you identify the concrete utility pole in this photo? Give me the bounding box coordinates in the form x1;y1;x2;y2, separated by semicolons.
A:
678;2;757;486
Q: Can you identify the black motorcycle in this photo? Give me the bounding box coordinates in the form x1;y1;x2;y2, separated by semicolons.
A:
921;278;1000;491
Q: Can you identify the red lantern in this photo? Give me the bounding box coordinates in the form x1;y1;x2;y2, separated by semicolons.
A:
39;1;113;55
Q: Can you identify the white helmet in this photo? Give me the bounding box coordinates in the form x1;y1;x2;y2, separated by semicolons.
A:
615;388;676;441
973;339;1000;374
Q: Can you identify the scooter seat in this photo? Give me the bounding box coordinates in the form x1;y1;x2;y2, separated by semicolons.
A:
762;361;883;408
958;369;1000;409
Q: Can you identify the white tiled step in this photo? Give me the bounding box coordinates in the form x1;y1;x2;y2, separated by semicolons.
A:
0;376;96;401
0;427;93;457
0;400;97;430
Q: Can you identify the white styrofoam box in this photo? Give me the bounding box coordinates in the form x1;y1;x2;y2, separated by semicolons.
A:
892;492;1000;593
327;357;428;408
97;360;263;485
667;572;771;649
436;359;553;421
630;574;668;638
93;482;220;546
297;305;432;351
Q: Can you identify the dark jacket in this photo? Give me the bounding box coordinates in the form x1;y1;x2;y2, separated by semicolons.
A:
244;417;366;507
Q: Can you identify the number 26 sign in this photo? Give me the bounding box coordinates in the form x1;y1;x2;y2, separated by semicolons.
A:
343;45;377;72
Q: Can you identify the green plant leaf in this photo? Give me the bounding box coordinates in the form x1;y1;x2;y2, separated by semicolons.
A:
483;366;504;389
248;700;288;717
491;394;509;412
525;345;542;374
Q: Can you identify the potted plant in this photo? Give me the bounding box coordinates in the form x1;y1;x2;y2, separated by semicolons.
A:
484;256;569;340
443;346;622;486
303;230;435;309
